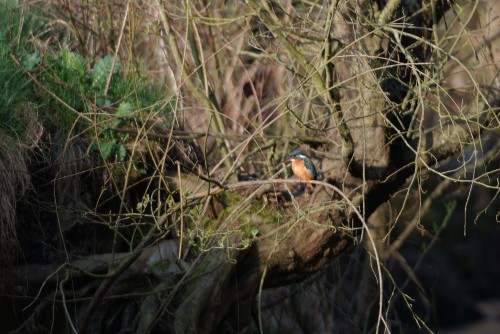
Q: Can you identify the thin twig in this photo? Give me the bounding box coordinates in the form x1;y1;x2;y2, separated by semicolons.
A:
103;0;130;96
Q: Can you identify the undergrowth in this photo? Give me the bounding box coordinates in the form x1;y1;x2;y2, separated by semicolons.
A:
0;1;39;140
28;47;170;163
0;1;174;265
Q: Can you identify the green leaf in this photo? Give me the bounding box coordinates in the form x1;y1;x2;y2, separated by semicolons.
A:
91;55;120;90
242;238;250;248
117;144;127;161
113;101;134;127
117;101;134;116
22;51;40;70
95;95;112;106
98;139;115;160
61;49;86;76
250;228;259;238
136;202;144;212
219;235;227;248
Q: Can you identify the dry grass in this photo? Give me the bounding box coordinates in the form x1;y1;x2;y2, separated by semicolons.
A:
0;91;43;263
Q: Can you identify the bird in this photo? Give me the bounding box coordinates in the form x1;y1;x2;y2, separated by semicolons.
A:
282;149;317;181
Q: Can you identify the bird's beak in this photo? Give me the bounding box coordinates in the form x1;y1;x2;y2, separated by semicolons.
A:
282;157;292;164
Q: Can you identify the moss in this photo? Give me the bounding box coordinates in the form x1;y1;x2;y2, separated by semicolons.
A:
222;194;284;239
180;192;285;254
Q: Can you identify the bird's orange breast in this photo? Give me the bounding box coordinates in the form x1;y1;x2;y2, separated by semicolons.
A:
291;159;315;181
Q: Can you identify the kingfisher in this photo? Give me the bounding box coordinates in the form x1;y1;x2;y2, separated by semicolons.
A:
282;149;317;181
